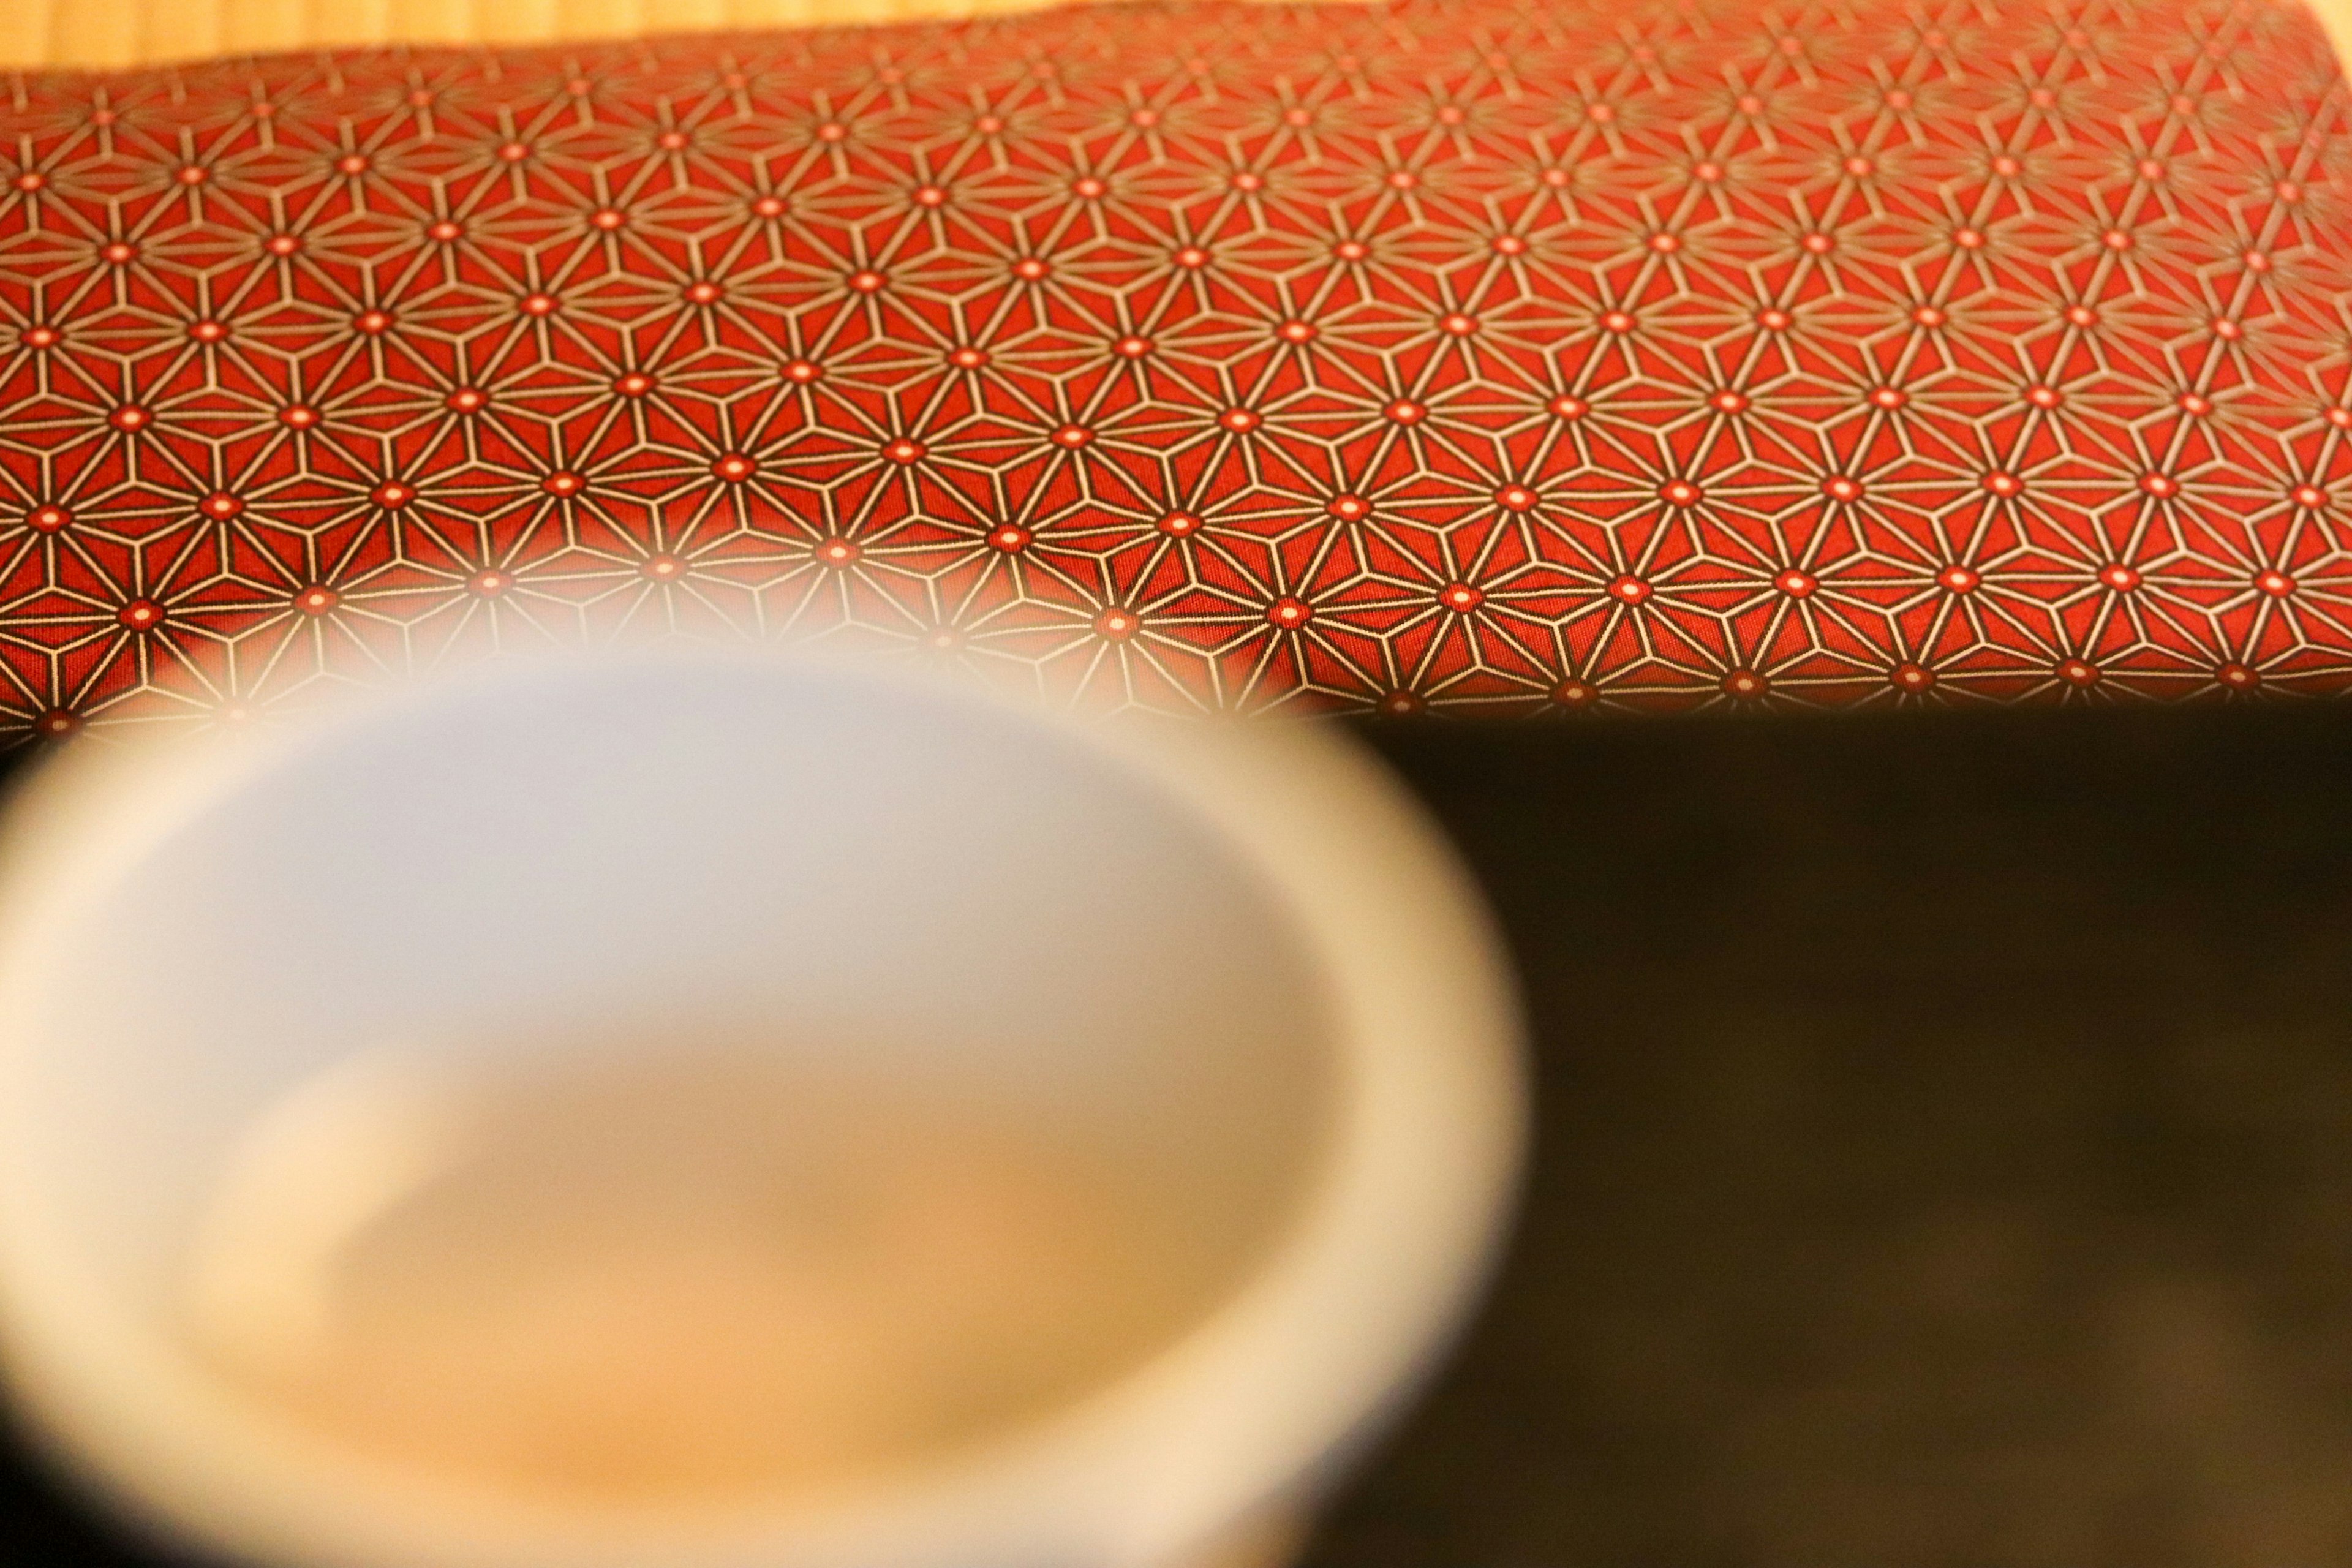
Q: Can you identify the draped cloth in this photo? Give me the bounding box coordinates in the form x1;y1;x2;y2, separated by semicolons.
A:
3;0;2351;734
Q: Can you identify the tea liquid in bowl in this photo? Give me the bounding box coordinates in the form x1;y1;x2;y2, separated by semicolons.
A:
179;1044;1275;1504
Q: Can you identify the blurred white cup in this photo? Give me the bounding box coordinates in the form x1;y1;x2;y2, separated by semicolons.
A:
0;650;1524;1568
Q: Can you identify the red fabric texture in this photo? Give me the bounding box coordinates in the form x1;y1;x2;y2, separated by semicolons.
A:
2;0;2350;731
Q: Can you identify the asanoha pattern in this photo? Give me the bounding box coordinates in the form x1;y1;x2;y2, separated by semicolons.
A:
4;0;2352;731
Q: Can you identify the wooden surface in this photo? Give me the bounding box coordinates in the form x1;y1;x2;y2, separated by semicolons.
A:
2;0;2349;77
0;0;1059;71
1312;702;2352;1568
0;0;1344;70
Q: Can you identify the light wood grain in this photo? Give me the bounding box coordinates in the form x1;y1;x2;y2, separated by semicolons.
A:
3;0;2340;105
0;0;1158;68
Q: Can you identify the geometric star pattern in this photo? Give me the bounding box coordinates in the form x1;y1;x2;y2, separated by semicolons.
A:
5;0;2352;737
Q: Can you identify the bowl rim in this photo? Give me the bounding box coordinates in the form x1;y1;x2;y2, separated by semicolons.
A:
0;647;1528;1568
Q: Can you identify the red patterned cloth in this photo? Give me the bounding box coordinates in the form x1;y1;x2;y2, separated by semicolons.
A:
3;0;2351;731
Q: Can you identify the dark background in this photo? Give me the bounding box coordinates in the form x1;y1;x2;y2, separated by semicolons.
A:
10;700;2352;1568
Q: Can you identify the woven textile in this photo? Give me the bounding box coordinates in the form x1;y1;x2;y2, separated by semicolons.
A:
4;0;2352;733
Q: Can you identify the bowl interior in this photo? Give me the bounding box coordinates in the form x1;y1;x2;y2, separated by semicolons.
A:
7;662;1340;1400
